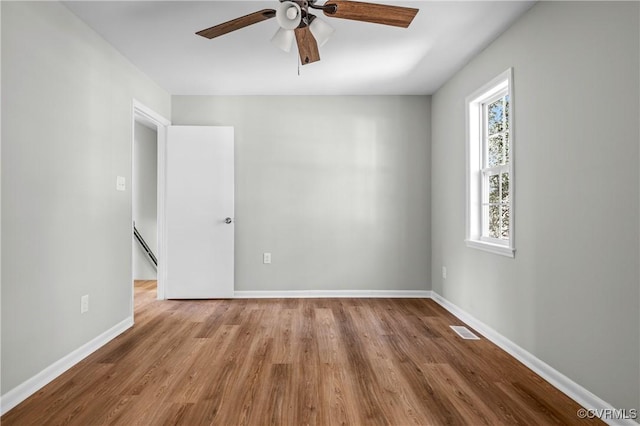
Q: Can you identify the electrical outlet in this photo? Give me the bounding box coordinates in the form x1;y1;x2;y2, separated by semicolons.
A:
81;295;89;313
263;252;271;264
442;266;447;279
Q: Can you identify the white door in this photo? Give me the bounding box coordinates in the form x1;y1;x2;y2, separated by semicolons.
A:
165;126;234;299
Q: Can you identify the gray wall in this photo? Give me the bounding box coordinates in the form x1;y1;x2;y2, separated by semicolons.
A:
1;2;170;394
173;96;431;292
431;1;639;412
133;122;158;280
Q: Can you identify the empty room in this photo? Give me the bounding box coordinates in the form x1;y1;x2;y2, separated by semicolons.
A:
1;1;639;425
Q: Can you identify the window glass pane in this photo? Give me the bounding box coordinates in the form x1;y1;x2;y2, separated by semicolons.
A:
501;206;510;239
488;135;504;167
489;205;500;238
504;95;510;131
488;99;504;134
501;172;509;203
489;174;499;203
504;131;510;165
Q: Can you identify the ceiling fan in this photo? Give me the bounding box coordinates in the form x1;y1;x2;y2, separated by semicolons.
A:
196;0;419;65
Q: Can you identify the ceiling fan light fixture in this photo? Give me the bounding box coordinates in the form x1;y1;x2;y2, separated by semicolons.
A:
271;27;295;52
309;16;334;47
276;1;302;30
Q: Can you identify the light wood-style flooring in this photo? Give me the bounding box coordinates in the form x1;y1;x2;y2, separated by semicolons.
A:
2;280;601;425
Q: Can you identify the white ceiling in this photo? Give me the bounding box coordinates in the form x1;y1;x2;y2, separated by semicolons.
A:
63;1;535;95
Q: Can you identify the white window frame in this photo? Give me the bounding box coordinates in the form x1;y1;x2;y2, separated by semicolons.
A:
465;68;515;257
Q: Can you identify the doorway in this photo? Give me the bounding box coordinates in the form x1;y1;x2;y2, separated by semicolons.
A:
133;121;158;284
132;100;170;313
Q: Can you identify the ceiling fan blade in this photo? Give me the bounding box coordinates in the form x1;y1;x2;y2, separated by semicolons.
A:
323;1;418;28
295;26;321;65
196;9;276;39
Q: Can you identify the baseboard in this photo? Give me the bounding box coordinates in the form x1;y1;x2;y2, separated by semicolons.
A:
430;292;637;426
234;290;432;299
0;316;134;415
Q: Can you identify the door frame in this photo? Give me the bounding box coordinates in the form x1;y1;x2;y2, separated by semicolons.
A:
132;99;171;303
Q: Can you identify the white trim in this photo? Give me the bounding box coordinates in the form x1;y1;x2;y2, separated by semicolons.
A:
132;100;170;127
0;317;133;415
465;239;515;258
234;290;433;299
132;100;170;301
430;292;635;426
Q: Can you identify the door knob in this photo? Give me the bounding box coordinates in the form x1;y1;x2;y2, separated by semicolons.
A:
225;217;233;224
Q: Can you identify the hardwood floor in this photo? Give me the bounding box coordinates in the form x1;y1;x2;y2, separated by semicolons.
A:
2;280;602;425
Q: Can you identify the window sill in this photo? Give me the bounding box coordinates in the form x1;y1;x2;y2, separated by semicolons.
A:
465;239;515;258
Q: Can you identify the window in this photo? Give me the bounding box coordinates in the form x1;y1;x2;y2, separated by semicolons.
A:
466;69;515;257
